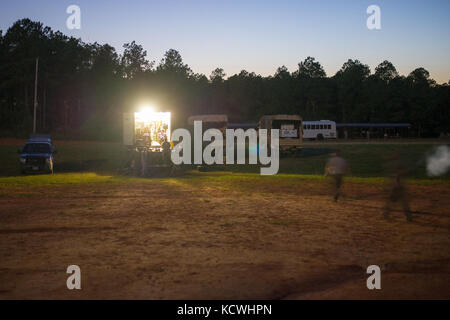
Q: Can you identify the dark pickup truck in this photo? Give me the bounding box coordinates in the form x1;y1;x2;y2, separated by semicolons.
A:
19;135;56;174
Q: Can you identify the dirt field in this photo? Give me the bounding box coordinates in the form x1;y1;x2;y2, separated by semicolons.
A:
0;173;449;299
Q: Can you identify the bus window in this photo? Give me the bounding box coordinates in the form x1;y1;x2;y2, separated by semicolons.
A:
320;124;323;129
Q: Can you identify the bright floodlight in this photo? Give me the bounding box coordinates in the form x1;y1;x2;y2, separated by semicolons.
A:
134;107;171;143
139;105;155;118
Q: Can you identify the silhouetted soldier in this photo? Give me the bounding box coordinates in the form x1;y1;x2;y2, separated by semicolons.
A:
324;151;349;202
162;138;171;164
383;152;412;222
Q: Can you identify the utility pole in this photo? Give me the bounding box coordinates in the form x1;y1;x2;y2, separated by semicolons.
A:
33;57;39;133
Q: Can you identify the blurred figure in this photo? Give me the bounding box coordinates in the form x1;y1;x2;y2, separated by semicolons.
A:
162;138;171;164
383;152;412;222
143;128;151;146
324;151;349;202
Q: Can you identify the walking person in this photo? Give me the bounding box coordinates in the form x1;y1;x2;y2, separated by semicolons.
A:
324;151;349;202
384;152;412;222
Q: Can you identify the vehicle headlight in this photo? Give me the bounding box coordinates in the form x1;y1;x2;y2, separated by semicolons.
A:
19;158;26;164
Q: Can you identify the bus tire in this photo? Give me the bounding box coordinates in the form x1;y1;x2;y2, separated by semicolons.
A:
317;134;324;141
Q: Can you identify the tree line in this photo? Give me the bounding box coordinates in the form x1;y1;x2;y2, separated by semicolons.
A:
0;19;449;140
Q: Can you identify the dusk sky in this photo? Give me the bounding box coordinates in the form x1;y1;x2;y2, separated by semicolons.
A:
1;0;449;83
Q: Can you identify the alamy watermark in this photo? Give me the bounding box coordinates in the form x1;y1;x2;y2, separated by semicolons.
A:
66;265;81;289
366;265;381;290
170;121;280;175
367;5;381;30
66;5;81;30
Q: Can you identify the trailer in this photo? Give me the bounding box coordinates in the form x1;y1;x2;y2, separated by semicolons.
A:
259;114;303;155
123;110;174;176
187;114;228;171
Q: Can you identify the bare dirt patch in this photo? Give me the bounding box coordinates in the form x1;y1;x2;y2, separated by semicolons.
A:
0;175;449;299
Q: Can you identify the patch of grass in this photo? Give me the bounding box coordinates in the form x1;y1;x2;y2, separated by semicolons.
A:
198;144;450;179
162;171;450;195
0;139;449;185
0;141;129;177
10;192;37;198
0;172;150;187
268;220;291;226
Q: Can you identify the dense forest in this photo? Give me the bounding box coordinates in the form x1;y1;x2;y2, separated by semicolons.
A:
0;19;449;140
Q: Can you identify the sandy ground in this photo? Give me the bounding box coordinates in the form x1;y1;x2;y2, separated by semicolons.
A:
0;175;449;299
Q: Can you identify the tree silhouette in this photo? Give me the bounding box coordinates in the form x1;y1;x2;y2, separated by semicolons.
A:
210;68;226;83
121;41;152;79
375;60;399;82
295;56;326;78
0;19;449;139
157;49;191;76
